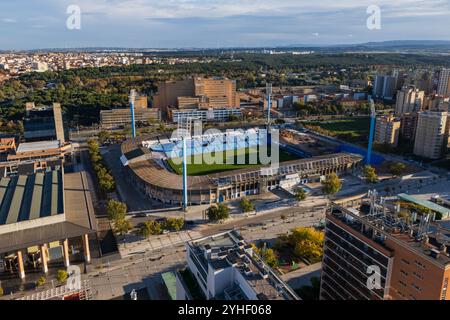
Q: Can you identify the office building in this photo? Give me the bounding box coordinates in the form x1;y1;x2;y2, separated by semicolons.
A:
176;230;299;300
321;198;450;300
413;111;449;159
23;102;66;144
153;77;240;120
395;86;425;115
100;108;160;130
374;115;401;147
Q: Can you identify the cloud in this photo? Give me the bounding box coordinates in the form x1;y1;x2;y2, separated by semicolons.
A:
1;18;17;23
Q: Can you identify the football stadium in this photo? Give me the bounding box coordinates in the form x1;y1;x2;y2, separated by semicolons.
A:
120;128;363;206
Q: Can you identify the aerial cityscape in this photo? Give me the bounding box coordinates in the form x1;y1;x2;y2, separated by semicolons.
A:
1;0;450;310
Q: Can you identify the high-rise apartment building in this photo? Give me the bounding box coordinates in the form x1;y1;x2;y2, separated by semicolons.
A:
374;115;401;147
413;111;449;159
395;86;425;115
373;75;397;100
400;113;418;142
321;201;450;300
437;68;450;98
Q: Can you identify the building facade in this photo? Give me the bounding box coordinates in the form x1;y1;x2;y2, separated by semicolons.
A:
374;115;401;147
321;203;450;300
395;86;425;115
413;111;449;159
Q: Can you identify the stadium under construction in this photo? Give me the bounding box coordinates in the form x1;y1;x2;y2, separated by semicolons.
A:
120;128;363;206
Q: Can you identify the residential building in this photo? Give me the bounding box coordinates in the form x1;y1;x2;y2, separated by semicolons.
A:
374;115;401;147
373;75;396;100
400;113;418;142
413;111;449;159
437;68;450;98
176;230;299;300
321;200;450;300
395;86;425;115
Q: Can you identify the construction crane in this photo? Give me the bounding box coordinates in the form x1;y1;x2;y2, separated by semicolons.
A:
129;89;137;139
366;96;376;165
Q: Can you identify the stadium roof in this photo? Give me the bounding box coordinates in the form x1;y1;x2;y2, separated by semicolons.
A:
0;169;63;225
398;193;450;218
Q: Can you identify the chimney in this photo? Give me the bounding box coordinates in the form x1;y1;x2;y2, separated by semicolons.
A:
422;235;429;246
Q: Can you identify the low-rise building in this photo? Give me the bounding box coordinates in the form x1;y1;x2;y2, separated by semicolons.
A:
176;230;299;300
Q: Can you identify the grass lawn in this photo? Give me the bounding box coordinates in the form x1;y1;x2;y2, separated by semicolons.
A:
308;117;371;140
168;147;299;176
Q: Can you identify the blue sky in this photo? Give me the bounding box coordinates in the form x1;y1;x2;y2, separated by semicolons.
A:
1;0;450;49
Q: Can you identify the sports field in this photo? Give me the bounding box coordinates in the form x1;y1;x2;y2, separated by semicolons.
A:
309;117;370;138
168;147;300;176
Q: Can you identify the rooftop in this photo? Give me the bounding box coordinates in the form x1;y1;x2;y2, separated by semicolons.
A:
188;230;300;300
329;200;450;267
398;193;450;218
0;168;63;226
16;140;60;153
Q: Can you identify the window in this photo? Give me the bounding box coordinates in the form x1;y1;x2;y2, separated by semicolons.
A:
412;272;424;280
401;259;410;265
400;270;409;277
398;280;407;287
414;260;426;269
411;283;422;292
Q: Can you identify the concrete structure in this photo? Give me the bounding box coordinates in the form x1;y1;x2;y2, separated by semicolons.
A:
0;165;96;280
100;108;160;130
413;111;449;159
6;140;72;162
321;200;450;300
395;86;425;115
400;113;418;142
374;115;401;147
176;230;299;300
170;108;241;124
437;68;450;98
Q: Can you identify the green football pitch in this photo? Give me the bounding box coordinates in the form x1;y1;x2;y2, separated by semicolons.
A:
167;147;300;176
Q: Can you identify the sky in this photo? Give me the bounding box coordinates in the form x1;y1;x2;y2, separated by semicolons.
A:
1;0;450;49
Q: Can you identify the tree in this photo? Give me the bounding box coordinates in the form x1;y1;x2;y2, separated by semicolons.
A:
36;277;46;287
106;200;127;222
289;227;324;263
98;130;110;144
253;244;278;268
0;286;3;297
294;188;307;201
363;165;378;184
296;276;321;300
139;220;163;237
163;218;185;232
240;197;255;213
207;203;230;222
113;218;132;235
388;162;406;177
321;172;342;197
106;200;131;235
56;269;69;284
